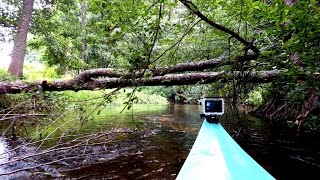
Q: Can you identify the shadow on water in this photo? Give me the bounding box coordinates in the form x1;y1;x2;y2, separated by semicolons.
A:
0;104;319;179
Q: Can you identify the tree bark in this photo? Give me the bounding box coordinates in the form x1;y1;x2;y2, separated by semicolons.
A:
151;57;228;76
0;70;289;94
8;0;35;77
76;57;230;81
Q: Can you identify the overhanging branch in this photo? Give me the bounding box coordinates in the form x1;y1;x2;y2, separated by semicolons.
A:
179;0;260;55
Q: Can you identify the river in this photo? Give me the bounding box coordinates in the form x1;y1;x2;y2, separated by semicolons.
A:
0;104;319;179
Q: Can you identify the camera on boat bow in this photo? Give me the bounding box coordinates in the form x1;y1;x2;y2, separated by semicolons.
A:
200;97;224;124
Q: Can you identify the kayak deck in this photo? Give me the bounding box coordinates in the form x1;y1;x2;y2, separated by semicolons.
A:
176;120;275;180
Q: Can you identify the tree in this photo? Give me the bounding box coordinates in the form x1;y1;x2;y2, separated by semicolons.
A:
8;0;35;77
2;0;320;129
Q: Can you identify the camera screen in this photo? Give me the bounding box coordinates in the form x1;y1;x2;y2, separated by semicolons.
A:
205;100;223;113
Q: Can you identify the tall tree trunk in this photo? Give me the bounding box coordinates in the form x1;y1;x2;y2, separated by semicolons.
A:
8;0;35;77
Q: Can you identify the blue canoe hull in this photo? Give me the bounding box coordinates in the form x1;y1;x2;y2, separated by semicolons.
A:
176;120;275;180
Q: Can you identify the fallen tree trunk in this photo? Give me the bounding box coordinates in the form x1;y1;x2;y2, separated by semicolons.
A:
0;70;284;94
76;57;229;81
1;70;319;94
150;57;228;76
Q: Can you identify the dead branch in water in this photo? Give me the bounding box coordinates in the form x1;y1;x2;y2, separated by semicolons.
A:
0;128;132;171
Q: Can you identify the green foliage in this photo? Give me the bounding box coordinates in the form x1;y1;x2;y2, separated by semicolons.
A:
173;85;208;103
23;65;60;80
0;94;13;109
305;115;320;132
0;68;17;81
141;86;175;98
47;88;168;107
26;0;236;71
0;92;53;114
285;85;307;107
245;87;269;107
0;0;22;37
3;0;318;78
114;89;168;105
247;0;320;73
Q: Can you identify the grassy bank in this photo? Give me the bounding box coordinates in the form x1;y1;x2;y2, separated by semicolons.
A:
0;65;168;112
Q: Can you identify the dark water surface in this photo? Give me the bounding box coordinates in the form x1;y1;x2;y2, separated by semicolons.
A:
1;104;320;179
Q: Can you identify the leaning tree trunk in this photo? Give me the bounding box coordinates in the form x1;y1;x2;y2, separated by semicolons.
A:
8;0;35;77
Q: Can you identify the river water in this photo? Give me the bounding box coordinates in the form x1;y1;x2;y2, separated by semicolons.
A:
0;104;319;179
